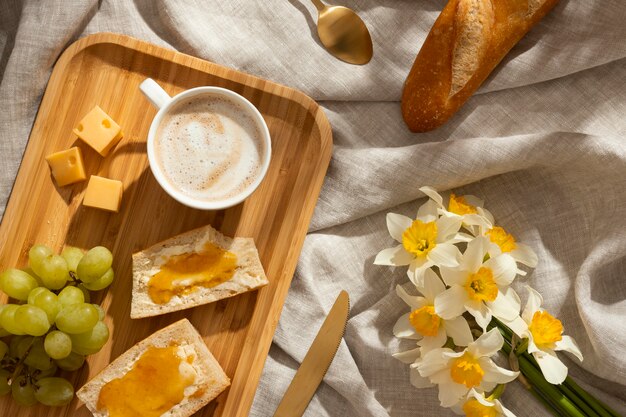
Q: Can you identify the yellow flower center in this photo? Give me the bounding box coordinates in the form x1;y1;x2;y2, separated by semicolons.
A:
448;193;478;215
409;305;441;337
463;399;498;417
402;220;437;257
450;352;484;388
465;267;498;302
529;310;563;348
487;226;517;253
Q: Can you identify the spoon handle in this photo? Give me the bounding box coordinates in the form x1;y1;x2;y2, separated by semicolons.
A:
310;0;325;12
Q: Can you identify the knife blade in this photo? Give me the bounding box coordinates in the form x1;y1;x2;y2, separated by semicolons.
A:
273;290;350;417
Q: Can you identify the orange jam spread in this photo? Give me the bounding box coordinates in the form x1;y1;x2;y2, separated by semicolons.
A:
148;242;237;304
97;345;195;417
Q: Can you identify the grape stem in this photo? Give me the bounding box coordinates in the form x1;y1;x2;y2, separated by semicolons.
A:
9;337;36;386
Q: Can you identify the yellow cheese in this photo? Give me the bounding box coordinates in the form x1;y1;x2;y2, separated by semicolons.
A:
83;176;123;212
73;106;123;156
45;147;87;187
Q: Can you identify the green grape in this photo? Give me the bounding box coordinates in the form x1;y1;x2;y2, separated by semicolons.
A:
0;269;39;300
29;288;61;323
0;369;10;396
34;377;74;406
57;286;84;307
24;337;53;370
55;303;98;334
77;284;91;303
9;335;27;357
93;304;105;321
0;340;7;360
16;336;35;358
0;305;10;337
61;246;84;273
27;287;47;304
28;245;53;272
77;246;113;283
11;375;37;406
70;321;110;355
21;267;44;286
37;255;69;290
44;331;72;360
15;305;50;336
0;304;26;335
81;268;114;291
55;351;85;371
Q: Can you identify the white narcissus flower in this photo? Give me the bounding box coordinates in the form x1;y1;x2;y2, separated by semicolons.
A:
435;236;521;330
420;186;492;231
505;286;583;385
393;269;473;353
479;209;538;272
453;389;516;417
416;329;519;408
374;201;464;287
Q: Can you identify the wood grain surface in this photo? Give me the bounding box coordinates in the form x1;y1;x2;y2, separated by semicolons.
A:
0;32;332;417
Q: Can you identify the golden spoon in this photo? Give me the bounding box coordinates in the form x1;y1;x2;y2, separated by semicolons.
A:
310;0;373;65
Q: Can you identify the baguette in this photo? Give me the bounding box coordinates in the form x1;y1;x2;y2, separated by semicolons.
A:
76;319;229;417
401;0;560;132
131;224;268;319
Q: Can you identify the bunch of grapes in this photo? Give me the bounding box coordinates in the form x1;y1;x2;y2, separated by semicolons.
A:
0;245;114;407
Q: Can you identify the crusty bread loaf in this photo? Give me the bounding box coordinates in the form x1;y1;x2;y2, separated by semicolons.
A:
76;319;230;417
401;0;560;132
131;224;268;319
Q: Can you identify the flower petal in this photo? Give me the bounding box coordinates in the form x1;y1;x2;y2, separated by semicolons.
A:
428;243;461;267
438;377;469;408
522;286;543;323
534;350;568;384
480;358;519;384
374;245;414;266
421;268;446;301
395;285;427;310
463;213;492;229
463;195;484;208
443;316;473;347
501;316;529;339
462;236;489;272
485;254;517;286
478;207;495;225
510;243;538;267
555;335;583;362
419;186;444;208
408;259;432;287
418;327;448;352
465;300;492;330
387;213;413;242
417;199;439;223
435;216;463;241
393;346;421;364
469;328;504;358
418;348;452;377
487;291;520;322
410;367;434;388
435;286;468;319
393;313;420;340
440;266;468;287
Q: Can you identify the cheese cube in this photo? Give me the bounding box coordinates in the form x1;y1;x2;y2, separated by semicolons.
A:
45;147;87;186
73;106;123;156
83;176;123;212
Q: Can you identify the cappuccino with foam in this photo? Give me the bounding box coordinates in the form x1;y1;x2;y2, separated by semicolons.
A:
154;94;266;203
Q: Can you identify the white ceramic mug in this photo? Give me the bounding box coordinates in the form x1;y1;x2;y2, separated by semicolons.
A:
139;78;271;210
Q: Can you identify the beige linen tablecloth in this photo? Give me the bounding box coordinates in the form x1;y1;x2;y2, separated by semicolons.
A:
1;1;625;416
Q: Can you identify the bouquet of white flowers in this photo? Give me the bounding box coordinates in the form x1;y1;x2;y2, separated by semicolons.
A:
375;187;619;417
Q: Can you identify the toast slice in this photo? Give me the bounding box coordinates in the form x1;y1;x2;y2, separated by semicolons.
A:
76;319;229;417
131;224;268;319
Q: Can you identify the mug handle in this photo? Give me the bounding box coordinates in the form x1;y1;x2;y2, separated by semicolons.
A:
139;78;172;109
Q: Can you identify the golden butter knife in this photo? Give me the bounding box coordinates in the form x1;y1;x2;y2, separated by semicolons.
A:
273;290;350;417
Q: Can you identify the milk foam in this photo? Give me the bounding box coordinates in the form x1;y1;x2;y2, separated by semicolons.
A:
155;95;265;203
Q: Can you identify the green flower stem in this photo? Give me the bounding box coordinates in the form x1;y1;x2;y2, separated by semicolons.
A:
562;377;621;417
558;381;602;417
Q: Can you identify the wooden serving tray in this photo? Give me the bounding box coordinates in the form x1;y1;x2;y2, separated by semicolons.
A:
0;33;332;416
